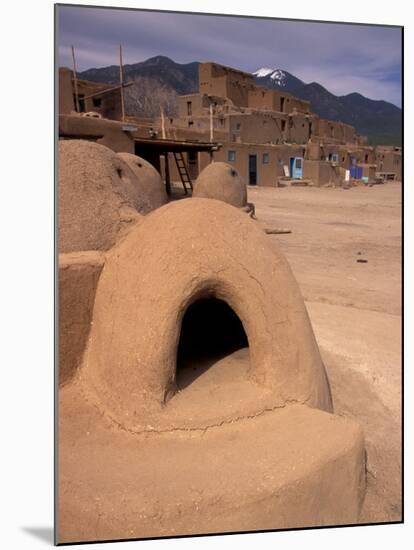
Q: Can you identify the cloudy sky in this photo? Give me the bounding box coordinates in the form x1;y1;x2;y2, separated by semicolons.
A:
57;5;402;107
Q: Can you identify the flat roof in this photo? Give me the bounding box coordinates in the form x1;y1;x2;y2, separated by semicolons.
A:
134;137;221;152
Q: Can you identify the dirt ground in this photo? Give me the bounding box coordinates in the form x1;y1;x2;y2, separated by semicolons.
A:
249;181;402;523
59;181;401;542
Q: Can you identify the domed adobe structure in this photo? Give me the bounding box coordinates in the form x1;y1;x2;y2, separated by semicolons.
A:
192;162;247;208
80;197;333;430
61;198;366;541
116;152;167;214
59;140;143;253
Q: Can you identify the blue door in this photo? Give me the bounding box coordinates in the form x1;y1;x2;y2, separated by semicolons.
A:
349;156;362;179
290;157;303;179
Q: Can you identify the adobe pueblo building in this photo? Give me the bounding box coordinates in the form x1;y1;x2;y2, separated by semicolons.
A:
58;62;401;191
58;142;367;541
162;62;401;187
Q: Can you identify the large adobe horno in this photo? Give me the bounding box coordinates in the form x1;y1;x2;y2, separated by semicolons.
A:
81;198;333;429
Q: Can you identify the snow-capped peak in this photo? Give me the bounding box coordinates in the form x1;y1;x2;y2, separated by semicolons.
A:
253;67;288;87
253;67;275;78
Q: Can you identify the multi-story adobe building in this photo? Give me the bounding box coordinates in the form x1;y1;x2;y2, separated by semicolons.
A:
58;63;402;188
163;62;401;186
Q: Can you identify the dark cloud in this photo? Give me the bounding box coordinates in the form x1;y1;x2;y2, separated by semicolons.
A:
57;5;402;106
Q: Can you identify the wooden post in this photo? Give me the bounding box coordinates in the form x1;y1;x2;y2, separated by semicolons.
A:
160;106;166;139
71;46;80;113
119;43;126;121
164;152;171;196
209;104;214;142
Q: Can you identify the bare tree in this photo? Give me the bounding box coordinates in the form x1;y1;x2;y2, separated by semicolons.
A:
124;76;178;118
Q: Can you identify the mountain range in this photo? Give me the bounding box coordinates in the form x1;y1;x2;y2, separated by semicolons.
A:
78;56;402;146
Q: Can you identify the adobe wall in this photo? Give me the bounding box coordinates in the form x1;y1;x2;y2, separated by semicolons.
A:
303;159;342;186
215;143;305;187
178;94;206;118
317;119;356;143
376;147;402;179
59;251;105;385
76;79;122;121
59;67;75;114
165;113;230;136
290;96;311;114
59;115;135;153
228;113;285;145
248;87;280;112
199;63;256;107
288;114;311;144
247;87;310;115
58;67;123;120
360;163;376;182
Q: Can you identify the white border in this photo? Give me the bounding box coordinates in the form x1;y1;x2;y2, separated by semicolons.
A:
1;0;411;548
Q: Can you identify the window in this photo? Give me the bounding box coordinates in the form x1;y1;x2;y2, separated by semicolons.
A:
236;123;241;130
232;134;237;142
76;94;85;113
295;158;302;169
188;120;194;127
228;150;236;162
332;154;339;162
92;97;102;108
263;153;269;164
281;120;286;132
187;101;192;116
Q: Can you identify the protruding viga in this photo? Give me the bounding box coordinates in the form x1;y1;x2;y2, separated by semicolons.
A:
80;198;333;429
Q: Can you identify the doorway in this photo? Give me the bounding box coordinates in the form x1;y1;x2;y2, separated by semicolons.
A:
187;151;198;180
249;154;257;185
289;157;303;179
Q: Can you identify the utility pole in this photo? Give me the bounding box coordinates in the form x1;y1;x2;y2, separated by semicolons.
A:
119;43;126;121
71;45;80;113
160;106;166;139
209;103;214;142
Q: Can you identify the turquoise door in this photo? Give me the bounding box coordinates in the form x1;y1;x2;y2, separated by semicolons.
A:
290;157;303;179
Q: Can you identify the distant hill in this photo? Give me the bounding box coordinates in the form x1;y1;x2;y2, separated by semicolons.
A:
79;55;199;95
253;68;402;146
77;56;402;146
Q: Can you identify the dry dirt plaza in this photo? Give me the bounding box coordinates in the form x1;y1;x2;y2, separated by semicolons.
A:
249;181;402;523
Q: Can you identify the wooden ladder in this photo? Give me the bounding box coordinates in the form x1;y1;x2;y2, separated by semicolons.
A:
173;152;193;194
